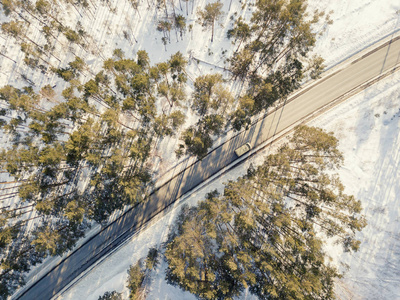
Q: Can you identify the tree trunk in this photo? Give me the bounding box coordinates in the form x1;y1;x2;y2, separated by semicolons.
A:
171;0;177;17
42;179;70;189
0;52;17;64
1;203;35;213
211;21;214;42
175;28;179;42
229;0;233;11
0;180;28;185
164;0;168;18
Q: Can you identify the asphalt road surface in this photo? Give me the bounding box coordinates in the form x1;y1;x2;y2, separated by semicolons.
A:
16;35;400;300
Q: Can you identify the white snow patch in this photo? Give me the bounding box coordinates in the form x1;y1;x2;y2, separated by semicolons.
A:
2;0;399;298
311;71;400;300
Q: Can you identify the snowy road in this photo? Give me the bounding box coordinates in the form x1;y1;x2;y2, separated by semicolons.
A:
16;35;400;300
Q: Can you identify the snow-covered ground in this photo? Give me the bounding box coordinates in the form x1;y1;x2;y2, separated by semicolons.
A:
310;1;400;68
60;3;400;298
314;70;400;300
4;0;400;299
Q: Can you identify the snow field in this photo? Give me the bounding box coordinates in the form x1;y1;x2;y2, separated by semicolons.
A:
1;0;399;298
312;70;400;300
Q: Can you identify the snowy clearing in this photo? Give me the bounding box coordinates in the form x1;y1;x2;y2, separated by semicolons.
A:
313;70;400;300
4;0;400;298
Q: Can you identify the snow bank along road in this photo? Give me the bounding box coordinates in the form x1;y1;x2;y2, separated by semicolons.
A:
16;35;400;300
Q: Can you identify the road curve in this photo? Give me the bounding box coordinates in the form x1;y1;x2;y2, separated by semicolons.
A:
16;35;400;300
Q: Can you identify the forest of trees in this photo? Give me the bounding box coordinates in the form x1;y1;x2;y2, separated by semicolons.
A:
0;46;193;296
165;126;366;300
178;0;327;157
227;0;326;131
0;0;335;298
0;0;328;160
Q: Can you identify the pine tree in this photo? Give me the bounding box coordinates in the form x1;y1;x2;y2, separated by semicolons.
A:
227;17;251;50
31;226;60;256
0;215;19;253
157;20;172;43
230;95;255;131
227;0;324;113
178;114;223;159
0;47;189;297
145;247;159;270
35;0;50;15
192;74;224;116
166;126;366;299
127;262;145;300
197;1;223;42
174;15;186;40
98;291;122;300
165;193;245;299
64;200;85;224
1;20;24;39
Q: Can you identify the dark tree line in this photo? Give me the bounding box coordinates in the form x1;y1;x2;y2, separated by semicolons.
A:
165;126;366;299
0;49;189;298
0;0;329;161
177;0;329;158
228;0;326;130
176;73;233;159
